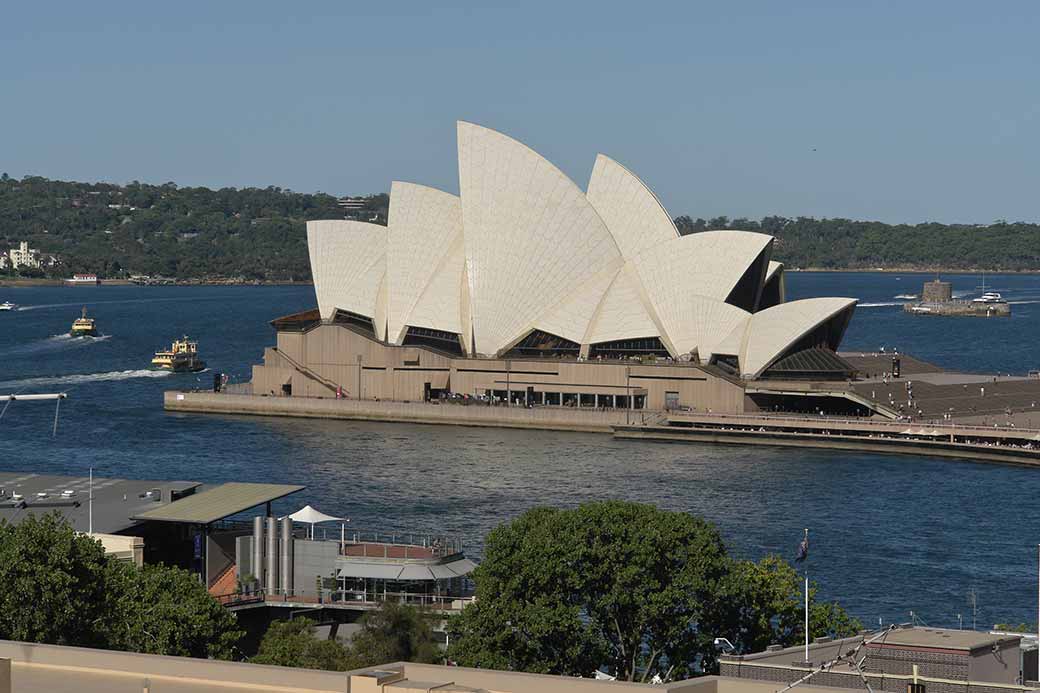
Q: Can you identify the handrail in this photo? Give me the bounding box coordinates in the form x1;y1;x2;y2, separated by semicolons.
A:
272;347;341;395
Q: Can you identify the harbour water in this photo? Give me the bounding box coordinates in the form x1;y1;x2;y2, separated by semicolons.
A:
1;272;1039;630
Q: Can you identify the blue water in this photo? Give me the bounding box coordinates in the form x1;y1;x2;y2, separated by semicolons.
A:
1;273;1039;631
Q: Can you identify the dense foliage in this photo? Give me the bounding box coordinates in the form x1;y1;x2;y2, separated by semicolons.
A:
0;173;386;280
675;215;1040;271
446;501;860;682
0;513;243;658
2;173;1038;280
251;602;440;671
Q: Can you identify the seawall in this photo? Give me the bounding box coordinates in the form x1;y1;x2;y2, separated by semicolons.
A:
164;391;639;433
165;392;1040;466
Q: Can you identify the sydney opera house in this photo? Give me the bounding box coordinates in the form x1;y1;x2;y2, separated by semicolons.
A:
250;122;857;413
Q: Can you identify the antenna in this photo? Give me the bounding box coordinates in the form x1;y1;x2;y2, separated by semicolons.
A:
968;588;978;630
88;467;93;536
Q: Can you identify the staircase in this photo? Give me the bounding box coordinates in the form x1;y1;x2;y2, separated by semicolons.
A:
208;563;238;597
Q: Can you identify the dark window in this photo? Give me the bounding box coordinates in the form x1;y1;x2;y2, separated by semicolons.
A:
502;330;579;358
710;354;740;375
725;244;772;312
402;326;464;355
758;270;784;310
589;337;670;359
760;348;857;380
332;309;375;337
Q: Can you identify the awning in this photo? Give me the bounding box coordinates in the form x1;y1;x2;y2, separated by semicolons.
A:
338;563;404;580
431;558;478;579
398;564;436;581
286;505;344;524
131;482;304;525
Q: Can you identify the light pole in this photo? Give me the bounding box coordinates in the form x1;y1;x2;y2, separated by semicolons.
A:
357;354;363;400
626;366;631;425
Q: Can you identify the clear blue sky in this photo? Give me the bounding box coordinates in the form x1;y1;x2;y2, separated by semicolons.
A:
3;1;1038;223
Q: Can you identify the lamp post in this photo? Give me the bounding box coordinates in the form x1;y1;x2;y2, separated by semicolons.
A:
626;366;631;425
357;354;363;400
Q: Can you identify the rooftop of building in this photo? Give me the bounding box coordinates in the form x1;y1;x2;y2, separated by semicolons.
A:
721;626;1024;668
0;639;875;693
0;471;200;535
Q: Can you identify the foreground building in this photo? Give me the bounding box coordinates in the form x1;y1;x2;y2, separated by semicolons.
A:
250;122;857;412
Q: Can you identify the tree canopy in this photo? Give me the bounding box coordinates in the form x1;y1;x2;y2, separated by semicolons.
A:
251;601;440;671
0;513;243;659
446;501;861;682
1;173;1038;281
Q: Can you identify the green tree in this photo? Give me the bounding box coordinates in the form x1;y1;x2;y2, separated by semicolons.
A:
447;503;861;682
346;600;440;668
109;563;243;659
447;501;732;682
706;555;861;671
251;618;351;670
0;514;114;647
0;513;244;659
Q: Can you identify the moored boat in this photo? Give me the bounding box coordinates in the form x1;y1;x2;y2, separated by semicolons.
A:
70;306;98;337
151;336;206;372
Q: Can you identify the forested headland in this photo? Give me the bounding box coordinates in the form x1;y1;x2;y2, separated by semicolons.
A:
2;173;1038;281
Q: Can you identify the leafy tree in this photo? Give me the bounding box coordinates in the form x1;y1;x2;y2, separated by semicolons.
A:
447;501;732;682
347;600;440;668
251;618;351;671
447;503;861;682
0;514;115;647
705;555;861;671
0;513;244;659
109;563;243;659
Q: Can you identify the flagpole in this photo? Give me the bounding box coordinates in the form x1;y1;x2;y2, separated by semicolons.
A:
804;528;809;664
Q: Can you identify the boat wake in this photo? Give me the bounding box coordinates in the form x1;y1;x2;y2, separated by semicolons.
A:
858;302;902;308
0;369;171;390
0;333;112;357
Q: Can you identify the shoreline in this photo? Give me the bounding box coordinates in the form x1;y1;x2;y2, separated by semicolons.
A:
0;278;315;287
4;268;1040;287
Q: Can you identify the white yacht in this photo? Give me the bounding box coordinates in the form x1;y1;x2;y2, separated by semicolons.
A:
973;292;1004;304
0;301;16;311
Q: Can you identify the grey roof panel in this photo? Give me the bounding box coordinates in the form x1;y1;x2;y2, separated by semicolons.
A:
131;482;304;525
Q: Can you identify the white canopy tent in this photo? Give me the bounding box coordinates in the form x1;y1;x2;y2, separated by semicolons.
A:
284;504;348;540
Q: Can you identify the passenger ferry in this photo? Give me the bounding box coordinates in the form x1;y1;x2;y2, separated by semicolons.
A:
70;307;98;337
151;336;206;372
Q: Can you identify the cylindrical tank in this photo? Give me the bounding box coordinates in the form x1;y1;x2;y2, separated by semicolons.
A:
252;516;264;589
266;516;278;594
280;516;293;597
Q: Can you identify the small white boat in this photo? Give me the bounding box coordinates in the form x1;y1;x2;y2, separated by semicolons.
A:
0;301;16;311
894;294;918;300
973;292;1004;304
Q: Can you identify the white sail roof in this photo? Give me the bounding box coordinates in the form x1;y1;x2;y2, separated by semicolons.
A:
740;297;858;378
586;154;678;260
386;182;463;343
303;122;856;376
457;121;622;355
585;263;663;345
307;220;386;324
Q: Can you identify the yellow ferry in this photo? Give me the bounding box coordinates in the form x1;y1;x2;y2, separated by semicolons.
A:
70;307;98;337
151;336;206;373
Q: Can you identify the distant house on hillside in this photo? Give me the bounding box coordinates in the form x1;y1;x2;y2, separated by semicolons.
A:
7;241;42;269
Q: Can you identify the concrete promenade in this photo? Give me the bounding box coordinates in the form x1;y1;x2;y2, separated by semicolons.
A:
165;391;1040;466
619;412;1040;466
165;391;645;433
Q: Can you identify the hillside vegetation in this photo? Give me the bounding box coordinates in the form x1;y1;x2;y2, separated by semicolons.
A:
2;173;1038;280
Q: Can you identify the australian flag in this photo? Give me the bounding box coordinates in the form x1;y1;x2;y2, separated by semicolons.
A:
795;532;809;563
